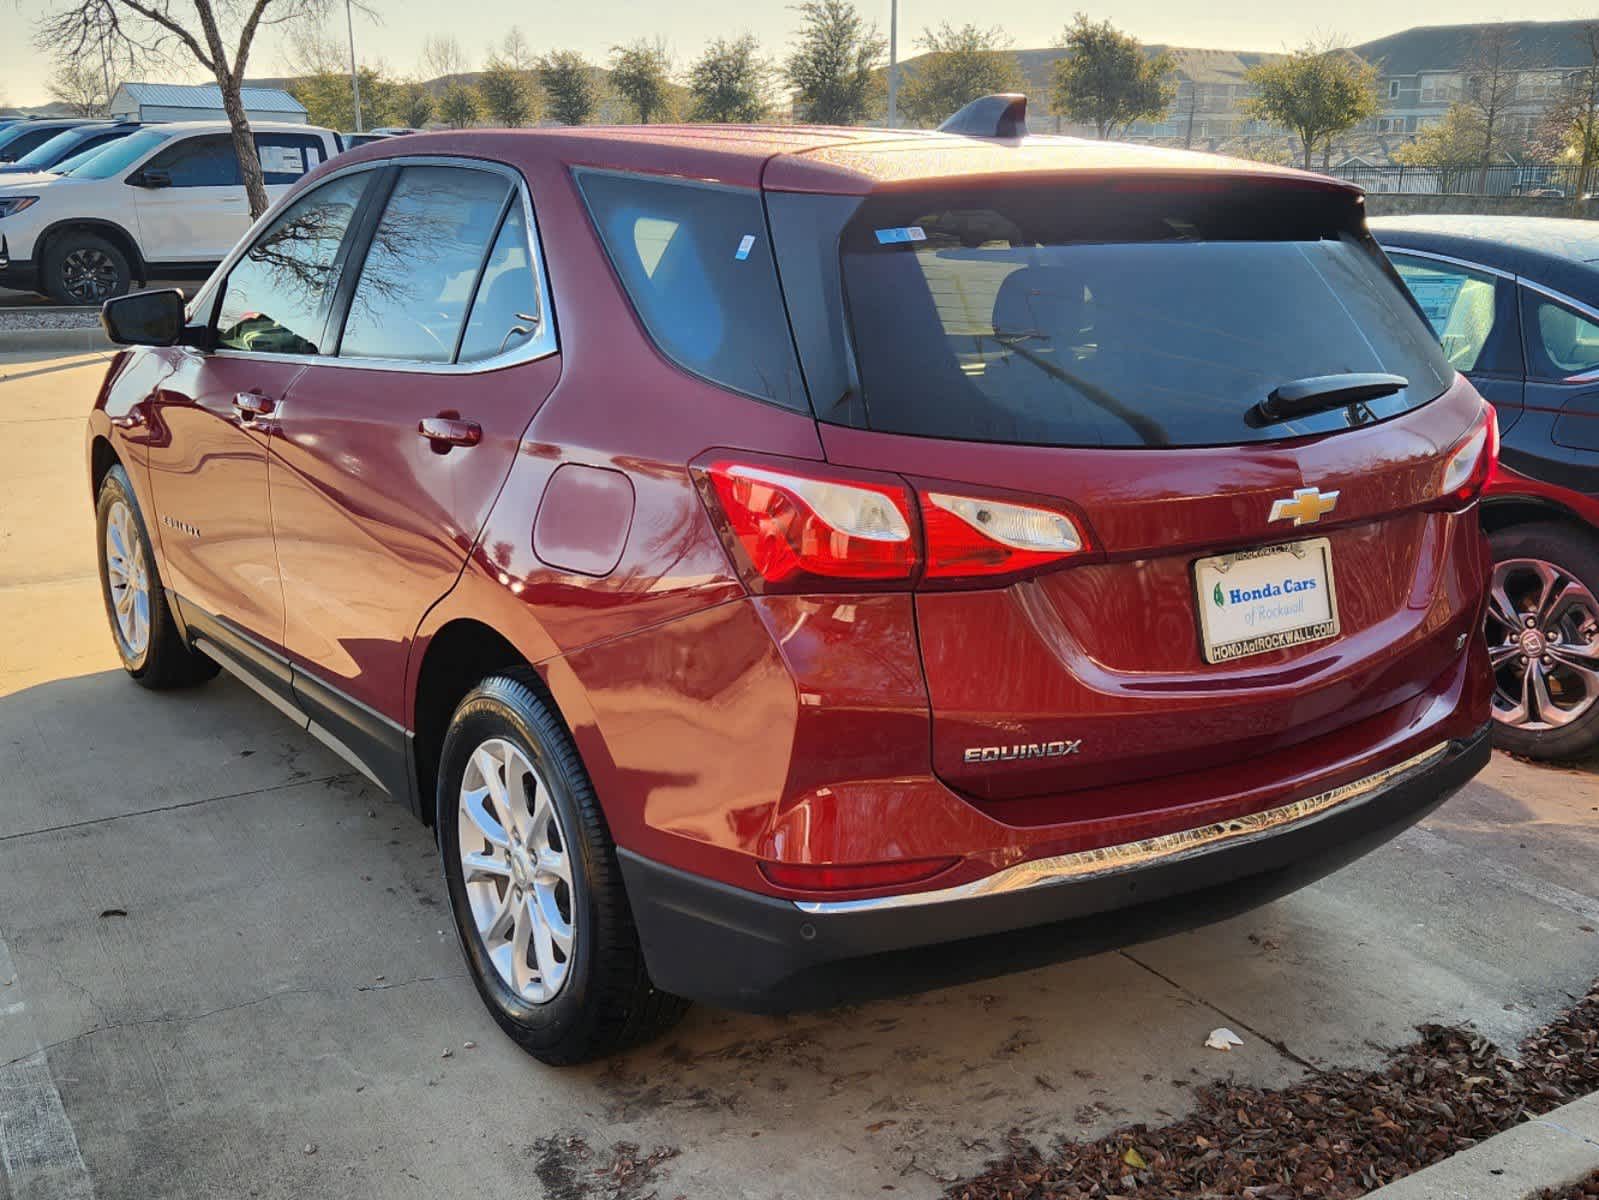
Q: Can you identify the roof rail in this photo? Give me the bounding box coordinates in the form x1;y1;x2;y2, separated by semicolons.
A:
938;93;1028;139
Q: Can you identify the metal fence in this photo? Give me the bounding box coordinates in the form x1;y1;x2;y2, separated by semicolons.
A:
1328;163;1592;198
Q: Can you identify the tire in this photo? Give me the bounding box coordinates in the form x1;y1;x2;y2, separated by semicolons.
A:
42;232;132;305
95;465;219;689
1485;520;1599;762
437;672;688;1064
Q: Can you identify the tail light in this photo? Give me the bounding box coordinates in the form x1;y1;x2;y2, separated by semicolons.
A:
693;452;1092;592
1435;406;1499;508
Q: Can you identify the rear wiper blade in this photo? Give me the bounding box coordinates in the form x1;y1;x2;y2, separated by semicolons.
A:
1250;373;1408;426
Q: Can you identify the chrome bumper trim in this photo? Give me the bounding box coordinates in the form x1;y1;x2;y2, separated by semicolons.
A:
793;741;1451;915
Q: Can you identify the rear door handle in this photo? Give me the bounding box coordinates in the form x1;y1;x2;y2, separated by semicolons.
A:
233;391;275;420
418;414;481;449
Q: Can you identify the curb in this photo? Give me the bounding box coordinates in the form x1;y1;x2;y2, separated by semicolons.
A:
0;326;112;354
1365;1092;1599;1199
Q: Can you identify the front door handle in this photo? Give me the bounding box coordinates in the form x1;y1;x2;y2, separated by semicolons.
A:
418;414;482;450
233;391;275;421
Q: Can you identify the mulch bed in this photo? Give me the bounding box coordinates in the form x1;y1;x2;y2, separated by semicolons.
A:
1537;1170;1599;1199
950;982;1599;1200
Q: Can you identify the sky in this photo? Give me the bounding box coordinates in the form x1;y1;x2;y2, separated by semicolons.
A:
4;0;1597;107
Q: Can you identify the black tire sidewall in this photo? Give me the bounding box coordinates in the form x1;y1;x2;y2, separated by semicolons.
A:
44;233;131;306
95;466;154;675
1487;521;1599;761
436;683;603;1049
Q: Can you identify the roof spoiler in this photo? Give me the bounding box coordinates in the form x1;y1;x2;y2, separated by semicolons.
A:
938;94;1028;139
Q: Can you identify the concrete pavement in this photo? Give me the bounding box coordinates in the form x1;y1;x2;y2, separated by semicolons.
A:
1;348;1597;1200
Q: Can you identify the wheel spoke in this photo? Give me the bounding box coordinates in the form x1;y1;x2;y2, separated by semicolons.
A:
536;845;572;888
460;786;510;848
1528;661;1577;726
463;849;511;881
1486;580;1521;631
1488;640;1522;668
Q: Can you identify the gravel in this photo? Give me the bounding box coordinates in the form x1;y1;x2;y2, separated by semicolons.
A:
0;308;100;331
950;981;1599;1200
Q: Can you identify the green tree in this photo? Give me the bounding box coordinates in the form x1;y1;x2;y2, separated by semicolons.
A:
898;23;1025;128
688;34;771;122
1050;14;1174;139
285;30;398;131
538;50;598;125
438;80;481;128
395;78;434;128
784;0;884;125
1243;41;1380;170
610;38;673;123
1394;101;1489;189
479;51;537;126
1532;23;1599;211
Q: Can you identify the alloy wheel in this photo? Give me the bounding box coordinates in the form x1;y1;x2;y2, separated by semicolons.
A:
457;737;576;1004
61;247;119;303
103;499;150;659
1486;557;1599;731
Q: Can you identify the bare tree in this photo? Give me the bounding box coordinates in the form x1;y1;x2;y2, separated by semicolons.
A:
47;56;113;116
1534;23;1599;213
422;33;468;80
37;0;333;218
1464;25;1522;188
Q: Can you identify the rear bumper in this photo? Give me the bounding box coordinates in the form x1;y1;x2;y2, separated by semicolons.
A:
620;724;1491;1012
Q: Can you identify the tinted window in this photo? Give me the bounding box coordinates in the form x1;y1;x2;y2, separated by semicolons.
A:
214;172;370;355
11;127;120;170
339;166;510;362
458;207;541;362
576;170;807;411
145;134;241;187
1525;291;1599;379
256;133;327;185
0;125;72;161
1389;253;1518;375
775;184;1453;447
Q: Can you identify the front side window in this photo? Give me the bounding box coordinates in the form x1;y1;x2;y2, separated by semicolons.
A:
339;165;511;362
1525;291;1599;380
576;169;808;411
214;171;370;355
1389;253;1517;374
144;134;241;188
65;129;172;178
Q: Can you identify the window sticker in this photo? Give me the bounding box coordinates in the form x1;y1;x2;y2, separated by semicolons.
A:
260;145;308;176
875;226;927;245
735;233;755;261
1403;273;1466;334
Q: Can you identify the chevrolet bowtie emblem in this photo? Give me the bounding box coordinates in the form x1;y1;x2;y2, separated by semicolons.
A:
1269;487;1340;526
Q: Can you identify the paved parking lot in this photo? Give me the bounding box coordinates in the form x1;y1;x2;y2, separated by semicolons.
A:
2;345;1598;1200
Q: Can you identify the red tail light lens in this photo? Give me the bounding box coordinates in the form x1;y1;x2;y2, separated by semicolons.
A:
694;458;918;589
759;856;959;892
1436;406;1499;507
921;491;1088;579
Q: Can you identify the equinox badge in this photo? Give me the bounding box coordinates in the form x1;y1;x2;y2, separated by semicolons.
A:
964;740;1082;764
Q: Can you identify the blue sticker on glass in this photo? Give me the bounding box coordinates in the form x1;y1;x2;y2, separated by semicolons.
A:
735;234;755;261
875;226;927;245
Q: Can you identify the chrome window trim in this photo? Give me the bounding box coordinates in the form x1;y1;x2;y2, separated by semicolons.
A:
200;154;558;376
1518;276;1599;328
793;741;1452;915
1380;244;1516;281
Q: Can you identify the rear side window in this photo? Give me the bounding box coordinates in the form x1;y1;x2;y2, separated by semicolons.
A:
771;182;1453;448
1524;291;1599;380
576;169;808;412
255;133;328;185
457;206;540;363
1389;253;1520;375
339;165;511;363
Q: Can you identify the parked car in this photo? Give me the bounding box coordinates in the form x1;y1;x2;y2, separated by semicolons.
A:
0;120;140;176
0;117;94;164
0;120;339;303
88;107;1495;1063
1373;215;1599;761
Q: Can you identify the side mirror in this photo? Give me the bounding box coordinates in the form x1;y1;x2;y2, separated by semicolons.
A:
101;288;187;347
130;168;172;189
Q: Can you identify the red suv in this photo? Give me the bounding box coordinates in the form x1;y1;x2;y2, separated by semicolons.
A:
89;115;1495;1064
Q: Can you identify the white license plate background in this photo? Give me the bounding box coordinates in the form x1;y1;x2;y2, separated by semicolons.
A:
1194;538;1339;664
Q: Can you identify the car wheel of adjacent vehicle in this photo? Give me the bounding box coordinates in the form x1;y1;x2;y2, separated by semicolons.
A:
1485;522;1599;761
95;465;218;688
43;233;132;305
437;672;688;1064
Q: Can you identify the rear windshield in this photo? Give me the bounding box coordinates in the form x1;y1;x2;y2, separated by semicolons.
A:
770;181;1453;448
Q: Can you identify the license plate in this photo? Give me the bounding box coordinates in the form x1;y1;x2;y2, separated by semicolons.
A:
1193;538;1340;664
